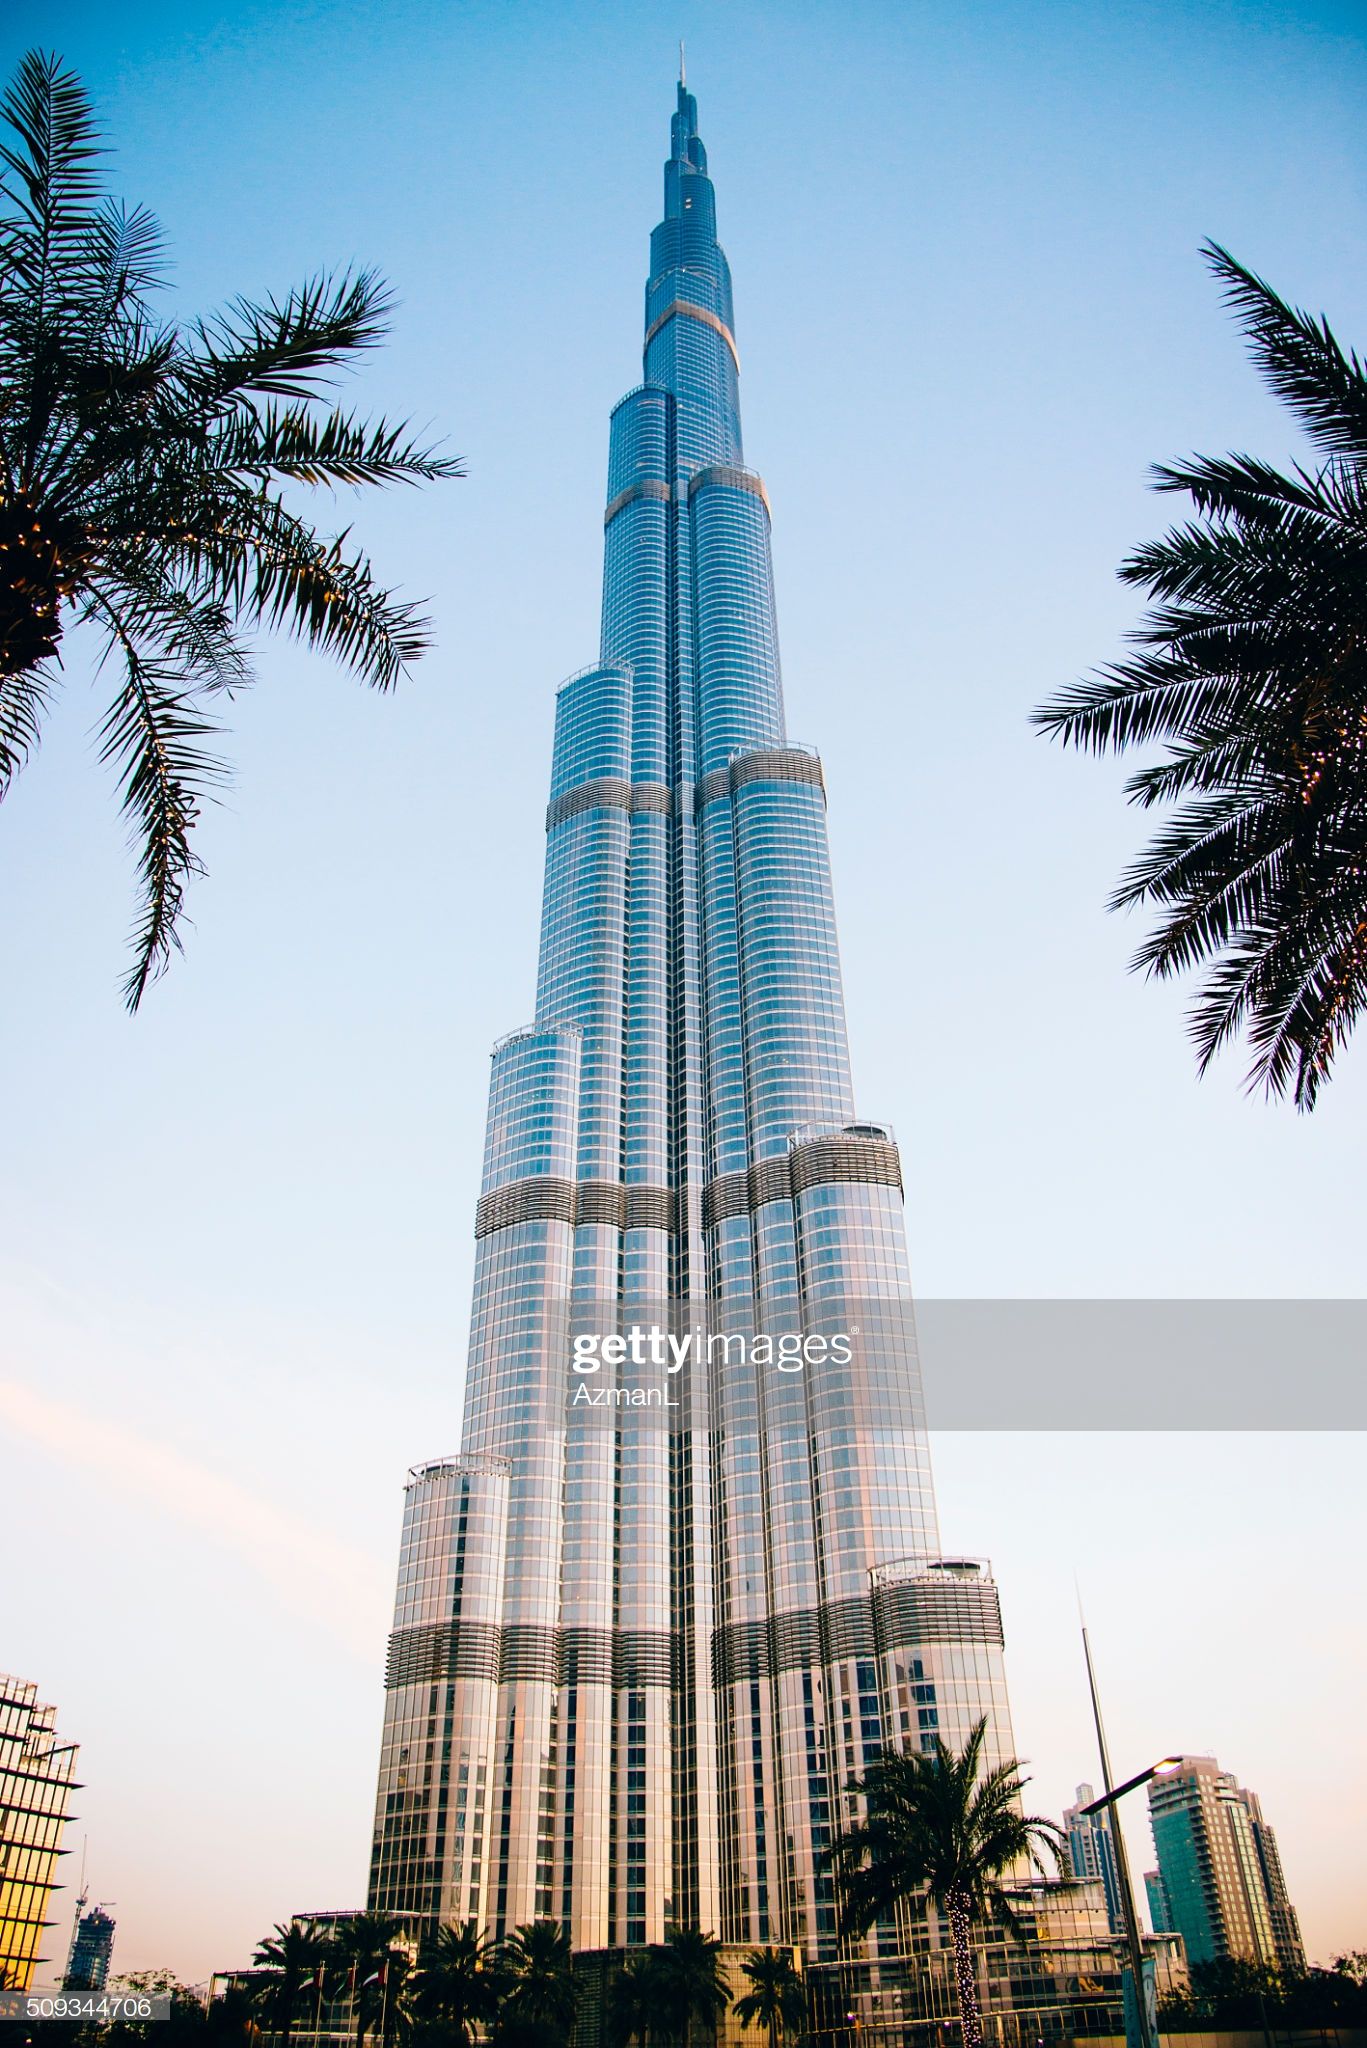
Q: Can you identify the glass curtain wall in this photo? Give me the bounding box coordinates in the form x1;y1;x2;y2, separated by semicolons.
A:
370;81;1015;1971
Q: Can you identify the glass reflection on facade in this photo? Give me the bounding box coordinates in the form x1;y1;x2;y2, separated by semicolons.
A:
0;1673;79;1993
1147;1757;1306;1974
65;1905;116;1993
369;79;1019;1980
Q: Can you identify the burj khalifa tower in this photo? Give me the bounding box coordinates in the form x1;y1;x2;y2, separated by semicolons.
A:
368;75;1015;1973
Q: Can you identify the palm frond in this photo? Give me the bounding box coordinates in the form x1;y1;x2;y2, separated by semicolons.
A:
181;270;394;406
166;488;432;688
60;197;170;353
207;401;463;489
1032;656;1252;755
0;658;56;793
1196;881;1367;1106
1149;449;1343;524
88;597;227;1008
0;48;458;1009
0;50;102;268
1205;242;1367;462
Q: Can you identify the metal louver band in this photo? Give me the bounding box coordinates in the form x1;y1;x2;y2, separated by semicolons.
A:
790;1133;902;1197
871;1576;1005;1652
385;1621;674;1690
626;1185;674;1232
475;1178;575;1235
604;477;673;527
385;1593;1000;1693
701;1132;902;1227
576;1182;627;1228
750;1156;794;1207
546;778;674;830
711;1596;881;1686
385;1619;501;1688
695;746;827;810
643;297;741;371
475;1177;677;1237
687;464;771;519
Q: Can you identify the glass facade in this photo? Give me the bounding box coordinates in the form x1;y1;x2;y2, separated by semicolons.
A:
0;1673;79;1993
1063;1784;1123;1933
65;1905;116;1993
369;80;1017;1979
1147;1756;1306;1974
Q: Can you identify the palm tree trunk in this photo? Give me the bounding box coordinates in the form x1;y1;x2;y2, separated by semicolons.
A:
945;1887;984;2048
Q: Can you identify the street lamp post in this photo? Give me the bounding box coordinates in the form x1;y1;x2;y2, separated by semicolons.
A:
1081;1626;1182;2048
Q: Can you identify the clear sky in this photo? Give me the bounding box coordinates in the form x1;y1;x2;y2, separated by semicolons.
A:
3;0;1365;1985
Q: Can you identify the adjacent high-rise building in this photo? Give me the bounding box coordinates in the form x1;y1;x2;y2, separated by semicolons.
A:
65;1905;116;1993
1144;1868;1174;1936
369;73;1019;2011
0;1673;79;1993
1064;1783;1123;1932
1148;1757;1305;1975
1239;1785;1306;1977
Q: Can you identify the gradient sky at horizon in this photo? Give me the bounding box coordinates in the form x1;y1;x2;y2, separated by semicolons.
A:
3;0;1365;1983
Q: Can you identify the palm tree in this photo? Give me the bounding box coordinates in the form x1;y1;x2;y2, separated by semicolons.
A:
329;1913;406;2048
610;1949;666;2048
655;1930;731;2048
1034;243;1367;1108
493;1922;575;2048
823;1718;1065;2048
0;50;461;1006
610;1949;680;2048
733;1948;806;2048
410;1921;498;2048
251;1921;331;2048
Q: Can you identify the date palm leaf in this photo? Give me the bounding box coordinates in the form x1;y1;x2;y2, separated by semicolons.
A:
1033;245;1367;1106
0;47;461;1005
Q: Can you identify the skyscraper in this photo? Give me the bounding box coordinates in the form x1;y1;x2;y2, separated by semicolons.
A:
1239;1785;1306;1977
0;1673;79;1993
65;1905;116;1994
370;75;1015;1982
1064;1784;1123;1933
1144;1869;1174;1936
1147;1757;1305;1974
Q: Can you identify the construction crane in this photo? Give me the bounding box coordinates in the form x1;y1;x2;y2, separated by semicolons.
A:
63;1839;89;1987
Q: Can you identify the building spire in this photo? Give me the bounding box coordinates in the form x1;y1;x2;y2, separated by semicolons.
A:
669;64;706;177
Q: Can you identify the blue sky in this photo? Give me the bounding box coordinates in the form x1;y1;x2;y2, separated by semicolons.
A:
2;0;1365;1981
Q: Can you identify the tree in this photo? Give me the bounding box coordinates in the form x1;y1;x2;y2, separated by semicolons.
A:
409;1922;499;2048
329;1915;406;2048
823;1718;1065;2048
492;1922;575;2048
654;1930;731;2048
104;1970;212;2048
1033;243;1367;1108
206;1981;256;2048
732;1948;805;2048
0;50;461;1006
251;1921;331;2048
609;1951;664;2048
